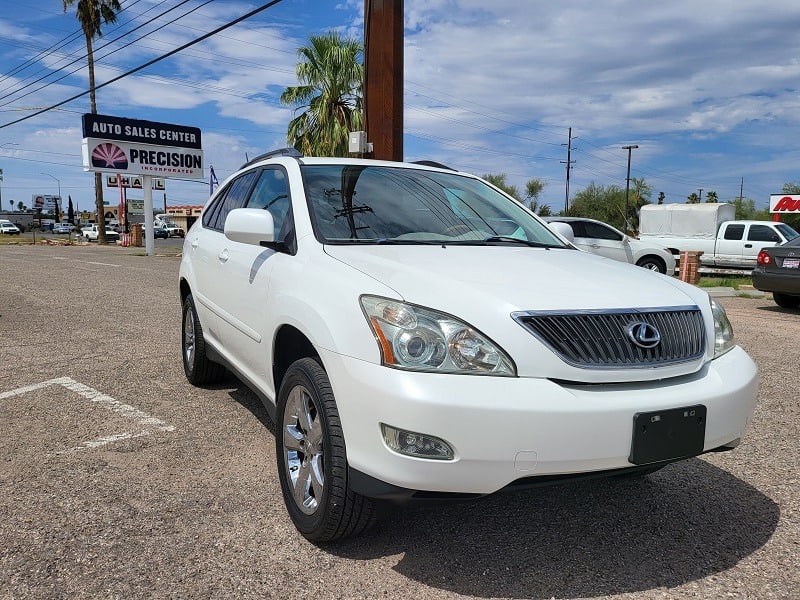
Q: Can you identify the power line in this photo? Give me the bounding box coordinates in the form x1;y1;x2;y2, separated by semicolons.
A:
0;0;202;108
0;0;287;131
0;0;151;90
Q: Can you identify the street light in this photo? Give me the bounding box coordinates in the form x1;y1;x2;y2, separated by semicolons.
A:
41;172;61;221
622;144;639;234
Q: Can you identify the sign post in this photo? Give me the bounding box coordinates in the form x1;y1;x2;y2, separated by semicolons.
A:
81;113;203;256
143;175;154;256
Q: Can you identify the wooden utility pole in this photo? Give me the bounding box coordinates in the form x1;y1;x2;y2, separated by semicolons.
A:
364;0;403;161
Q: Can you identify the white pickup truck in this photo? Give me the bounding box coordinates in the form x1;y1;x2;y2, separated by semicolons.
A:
81;224;120;243
639;203;798;268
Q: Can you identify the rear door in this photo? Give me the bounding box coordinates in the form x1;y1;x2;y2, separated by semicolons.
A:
714;223;746;266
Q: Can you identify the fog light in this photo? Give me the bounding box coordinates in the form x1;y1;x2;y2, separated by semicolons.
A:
381;424;455;460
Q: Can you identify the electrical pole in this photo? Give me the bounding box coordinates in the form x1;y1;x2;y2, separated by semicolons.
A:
364;0;404;161
698;188;703;203
739;177;744;201
561;127;575;213
622;144;638;234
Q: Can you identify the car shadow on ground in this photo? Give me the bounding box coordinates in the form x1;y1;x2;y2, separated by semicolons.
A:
331;460;777;598
225;381;778;599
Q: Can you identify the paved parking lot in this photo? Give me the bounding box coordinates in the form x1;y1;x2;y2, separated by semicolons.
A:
1;243;798;599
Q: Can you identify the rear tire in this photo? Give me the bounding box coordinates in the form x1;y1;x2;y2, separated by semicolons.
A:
276;358;378;543
181;293;226;385
773;292;800;309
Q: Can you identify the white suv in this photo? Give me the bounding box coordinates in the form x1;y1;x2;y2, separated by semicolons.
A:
179;150;758;542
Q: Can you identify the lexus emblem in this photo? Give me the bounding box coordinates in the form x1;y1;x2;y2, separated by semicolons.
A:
626;321;661;349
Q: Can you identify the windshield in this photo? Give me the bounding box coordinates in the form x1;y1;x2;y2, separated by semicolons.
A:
776;223;799;242
301;165;566;247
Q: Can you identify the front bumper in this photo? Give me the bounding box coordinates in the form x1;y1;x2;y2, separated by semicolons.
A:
319;346;758;496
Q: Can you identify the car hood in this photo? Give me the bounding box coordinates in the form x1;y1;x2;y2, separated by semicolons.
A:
324;244;713;382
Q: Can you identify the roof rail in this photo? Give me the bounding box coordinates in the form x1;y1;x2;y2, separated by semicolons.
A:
240;147;303;169
411;160;455;171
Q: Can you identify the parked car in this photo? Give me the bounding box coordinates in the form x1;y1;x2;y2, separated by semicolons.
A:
81;224;120;242
0;221;21;235
164;223;185;238
52;223;74;234
153;226;169;239
543;216;676;274
179;149;758;542
752;236;800;308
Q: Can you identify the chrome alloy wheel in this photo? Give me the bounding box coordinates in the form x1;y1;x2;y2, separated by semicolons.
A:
183;308;196;369
282;385;325;515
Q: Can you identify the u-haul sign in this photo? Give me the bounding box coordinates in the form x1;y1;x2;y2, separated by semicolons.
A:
770;195;800;213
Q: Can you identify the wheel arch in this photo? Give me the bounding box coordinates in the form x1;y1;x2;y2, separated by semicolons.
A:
273;324;321;398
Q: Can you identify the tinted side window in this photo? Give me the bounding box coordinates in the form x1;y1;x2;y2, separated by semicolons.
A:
246;168;292;240
723;224;745;240
202;182;232;228
207;170;259;231
748;225;780;242
583;221;622;241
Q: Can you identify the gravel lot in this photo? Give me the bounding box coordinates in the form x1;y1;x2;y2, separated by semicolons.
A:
0;243;797;600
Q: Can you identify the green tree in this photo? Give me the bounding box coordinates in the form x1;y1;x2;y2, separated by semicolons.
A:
568;182;626;228
483;173;550;215
657;191;665;205
63;0;121;244
568;178;651;232
730;196;770;220
705;190;719;203
16;201;23;211
281;32;364;157
686;192;700;204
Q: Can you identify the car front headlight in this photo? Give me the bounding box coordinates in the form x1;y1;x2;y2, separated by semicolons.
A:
710;297;735;357
360;295;516;376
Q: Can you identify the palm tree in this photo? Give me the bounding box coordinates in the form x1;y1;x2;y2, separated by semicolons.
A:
63;0;121;243
280;32;364;157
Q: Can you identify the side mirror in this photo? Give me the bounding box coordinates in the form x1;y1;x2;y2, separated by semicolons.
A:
547;221;575;244
224;208;275;246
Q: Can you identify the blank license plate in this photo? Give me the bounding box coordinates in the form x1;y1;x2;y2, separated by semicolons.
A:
629;405;706;465
781;258;799;269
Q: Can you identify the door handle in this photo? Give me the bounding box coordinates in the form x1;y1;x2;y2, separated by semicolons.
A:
744;244;752;248
218;249;229;262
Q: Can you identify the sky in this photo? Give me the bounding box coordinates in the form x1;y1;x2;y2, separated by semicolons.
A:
1;0;800;215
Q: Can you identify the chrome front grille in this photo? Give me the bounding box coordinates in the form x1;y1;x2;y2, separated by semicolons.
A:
513;306;706;368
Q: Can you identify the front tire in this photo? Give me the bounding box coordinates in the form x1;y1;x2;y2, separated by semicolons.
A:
276;358;378;543
181;293;226;385
773;292;800;309
636;256;666;274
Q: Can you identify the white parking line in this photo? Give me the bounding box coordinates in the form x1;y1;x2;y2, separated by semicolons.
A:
0;376;175;454
85;261;120;267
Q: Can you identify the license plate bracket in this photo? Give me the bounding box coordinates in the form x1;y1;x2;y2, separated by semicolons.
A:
629;405;707;465
781;257;799;269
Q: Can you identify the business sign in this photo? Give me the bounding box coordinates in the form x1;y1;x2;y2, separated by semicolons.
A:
770;194;800;213
127;199;144;215
107;175;165;190
81;114;203;179
32;194;61;213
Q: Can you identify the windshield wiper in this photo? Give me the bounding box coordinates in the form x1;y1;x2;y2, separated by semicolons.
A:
482;236;562;248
